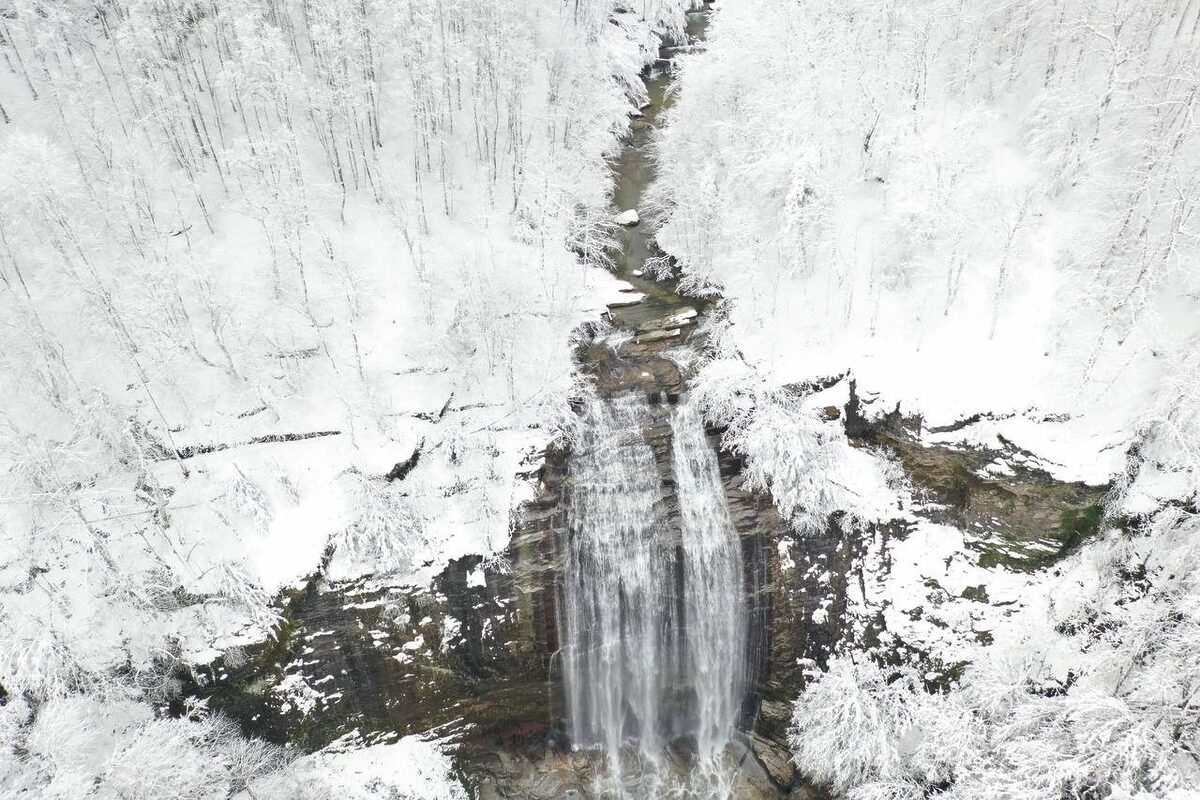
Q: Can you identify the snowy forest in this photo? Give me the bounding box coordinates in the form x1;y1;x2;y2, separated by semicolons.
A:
1;0;1198;798
653;1;1200;796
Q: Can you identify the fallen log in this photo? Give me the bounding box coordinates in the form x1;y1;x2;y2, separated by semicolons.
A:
173;430;342;460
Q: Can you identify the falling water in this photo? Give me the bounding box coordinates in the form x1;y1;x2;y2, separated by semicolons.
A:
672;399;747;758
563;394;678;765
562;393;746;795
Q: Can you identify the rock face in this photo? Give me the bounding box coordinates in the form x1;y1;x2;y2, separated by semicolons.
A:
181;478;569;752
183;5;1111;797
743;382;1114;748
843;379;1108;569
185;367;1107;798
181;380;796;796
185;362;1106;795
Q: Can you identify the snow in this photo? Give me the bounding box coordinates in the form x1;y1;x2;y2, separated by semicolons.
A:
275;673;323;716
866;516;1076;672
303;737;467;800
651;0;1200;496
0;0;700;793
920;413;1127;486
247;735;468;800
609;292;647;307
615;208;641;226
654;1;1200;795
0;0;692;661
466;566;486;588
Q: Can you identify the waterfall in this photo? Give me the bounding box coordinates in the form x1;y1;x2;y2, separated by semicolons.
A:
563;394;678;764
672;399;747;757
561;393;746;792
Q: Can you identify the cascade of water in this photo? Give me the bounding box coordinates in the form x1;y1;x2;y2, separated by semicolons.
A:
671;399;747;756
563;394;678;768
561;393;746;793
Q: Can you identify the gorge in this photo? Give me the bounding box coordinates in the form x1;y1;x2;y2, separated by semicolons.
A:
3;0;1197;797
170;4;1123;796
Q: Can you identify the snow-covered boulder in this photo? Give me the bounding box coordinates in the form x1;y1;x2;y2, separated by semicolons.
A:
614;208;639;226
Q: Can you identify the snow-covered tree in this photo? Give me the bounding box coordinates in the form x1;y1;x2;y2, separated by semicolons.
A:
1;0;691;791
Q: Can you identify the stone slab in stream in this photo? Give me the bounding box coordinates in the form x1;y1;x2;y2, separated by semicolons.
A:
635;327;682;343
607;292;645;308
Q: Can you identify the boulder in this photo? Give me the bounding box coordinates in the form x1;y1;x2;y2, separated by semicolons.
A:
608;292;645;308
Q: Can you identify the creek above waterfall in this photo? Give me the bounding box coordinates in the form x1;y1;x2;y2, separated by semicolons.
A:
551;4;765;793
180;4;798;797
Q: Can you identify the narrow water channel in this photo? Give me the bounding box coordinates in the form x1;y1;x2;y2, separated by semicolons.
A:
559;5;752;796
181;5;778;797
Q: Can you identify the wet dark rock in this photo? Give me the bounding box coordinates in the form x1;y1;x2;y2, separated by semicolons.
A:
961;584;989;603
843;379;1109;570
385;446;421;481
578;340;683;397
181;5;1115;797
747;731;797;790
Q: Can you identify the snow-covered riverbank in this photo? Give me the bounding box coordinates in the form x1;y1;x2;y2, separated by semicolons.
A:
652;1;1200;796
0;0;697;794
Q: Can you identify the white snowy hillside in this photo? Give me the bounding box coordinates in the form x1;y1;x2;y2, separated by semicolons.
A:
0;0;692;794
654;0;1200;480
6;0;1200;795
653;0;1200;797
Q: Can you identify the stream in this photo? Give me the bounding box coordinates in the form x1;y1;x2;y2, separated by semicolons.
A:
183;5;795;798
558;3;757;795
179;7;1111;797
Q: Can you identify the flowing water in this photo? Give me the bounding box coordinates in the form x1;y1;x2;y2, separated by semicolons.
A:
556;4;754;796
563;395;678;762
562;395;747;796
672;400;747;758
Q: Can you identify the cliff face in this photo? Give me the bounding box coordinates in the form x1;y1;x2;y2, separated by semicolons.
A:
182;455;569;752
188;366;1107;799
176;0;1114;792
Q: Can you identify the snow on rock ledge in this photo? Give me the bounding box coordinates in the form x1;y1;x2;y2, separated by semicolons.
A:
248;735;467;799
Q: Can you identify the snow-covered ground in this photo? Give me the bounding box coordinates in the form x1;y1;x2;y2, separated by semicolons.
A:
0;0;696;794
248;734;468;800
0;691;467;799
653;0;1200;796
653;0;1200;475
